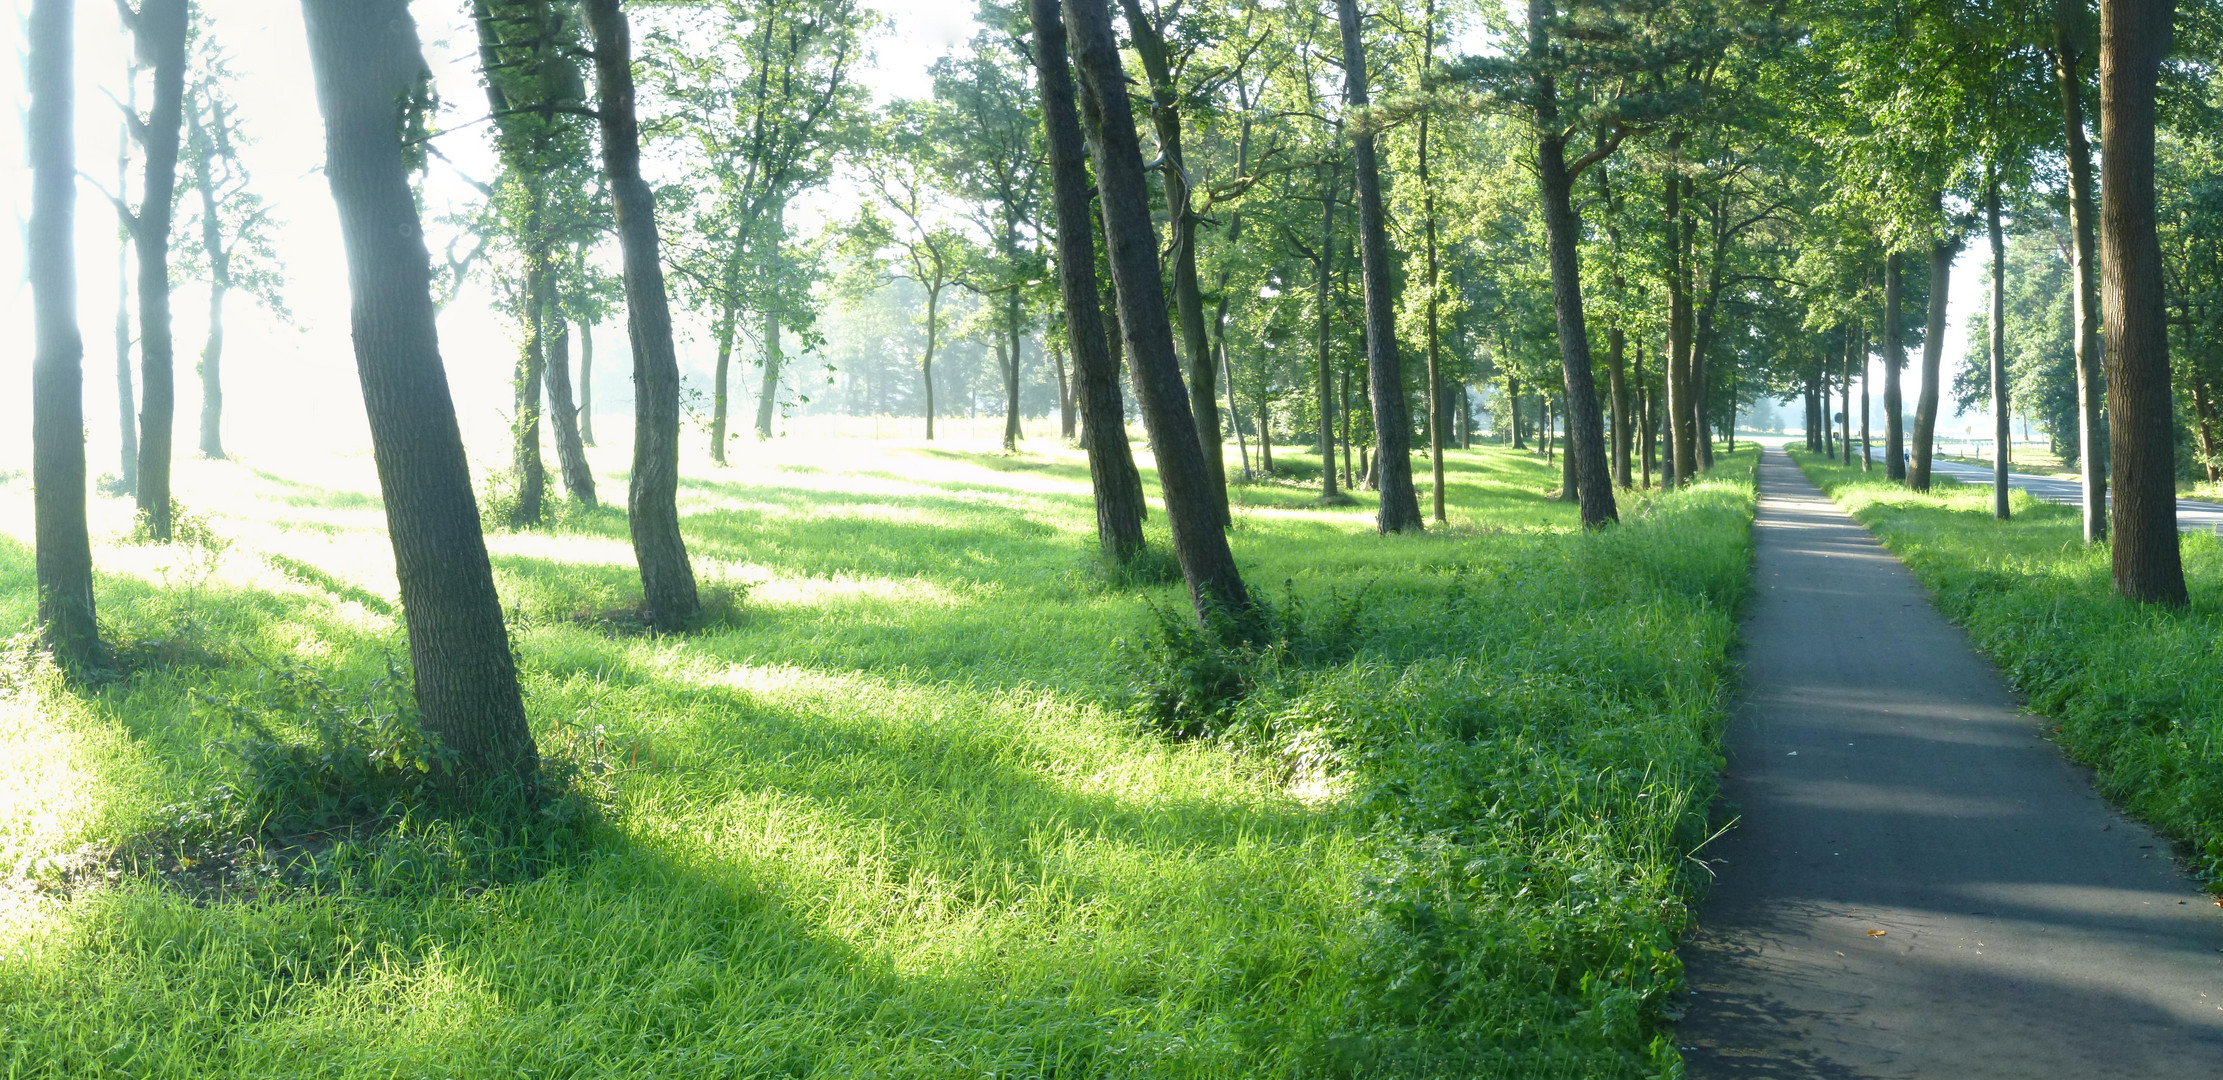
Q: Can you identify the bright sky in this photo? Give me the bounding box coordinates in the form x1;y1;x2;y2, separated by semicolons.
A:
0;0;1996;479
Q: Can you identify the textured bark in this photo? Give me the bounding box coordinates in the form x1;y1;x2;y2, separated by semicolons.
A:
1987;173;2010;519
1884;251;1907;481
2099;0;2187;604
1339;0;1426;532
30;0;99;669
1117;0;1226;525
1909;236;1958;491
1531;138;1617;524
1001;286;1023;450
300;0;535;782
577;317;596;445
1067;0;1254;623
2054;1;2108;541
1607;327;1631;487
1029;0;1146;564
511;235;548;527
1419;0;1446;522
542;293;596;507
128;0;188;541
1663;166;1697;485
113;101;137;493
1314;157;1343;501
190;100;229;460
584;0;701;629
709;298;738;463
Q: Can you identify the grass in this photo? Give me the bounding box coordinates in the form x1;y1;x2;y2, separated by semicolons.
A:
1789;450;2223;889
0;438;1755;1078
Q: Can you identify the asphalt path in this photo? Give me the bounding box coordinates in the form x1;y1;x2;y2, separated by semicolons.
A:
1675;447;2223;1078
1851;444;2223;533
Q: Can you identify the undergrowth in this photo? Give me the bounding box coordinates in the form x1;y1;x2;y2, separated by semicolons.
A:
1793;450;2223;886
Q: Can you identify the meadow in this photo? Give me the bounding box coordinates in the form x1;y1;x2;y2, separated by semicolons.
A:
1791;451;2223;888
1;437;1754;1078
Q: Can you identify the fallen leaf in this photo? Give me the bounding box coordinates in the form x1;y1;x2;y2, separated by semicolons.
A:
1866;929;1886;937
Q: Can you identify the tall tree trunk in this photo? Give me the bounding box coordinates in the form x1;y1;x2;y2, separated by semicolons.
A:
1221;311;1249;479
2099;0;2187;604
709;297;738;463
2192;380;2221;483
1418;0;1447;522
1987;170;2010;519
578;315;596;445
1116;0;1226;526
1055;331;1076;439
1664;168;1697;485
1029;0;1147;564
543;291;597;508
1607;327;1631;487
1338;0;1424;532
1068;0;1254;624
1529;141;1617;523
1910;234;1958;491
1884;251;1907;481
1507;374;1525;448
2054;3;2108;542
755;204;785;441
1639;362;1655;489
584;0;701;630
512;226;549;527
1002;278;1023;451
192;102;228;460
1840;326;1853;465
300;0;535;783
922;287;940;439
129;0;188;541
29;0;98;669
1314;156;1343;501
1860;323;1872;471
113;88;137;494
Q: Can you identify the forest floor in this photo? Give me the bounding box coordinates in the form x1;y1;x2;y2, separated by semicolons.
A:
0;438;1753;1079
1678;448;2223;1077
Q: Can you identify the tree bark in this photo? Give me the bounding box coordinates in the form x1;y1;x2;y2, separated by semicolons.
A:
1029;0;1147;565
2054;2;2108;542
2099;0;2187;604
1860;323;1872;471
543;289;596;508
922;286;939;439
1531;139;1617;523
1910;235;1958;491
1315;156;1343;501
1116;0;1226;526
512;227;549;527
1664;166;1697;485
113;91;137;494
1339;0;1425;533
30;0;99;669
300;0;535;783
129;0;188;541
578;316;596;445
1987;170;2010;519
1840;326;1853;465
191;100;228;460
1884;251;1907;481
1067;0;1254;624
1607;326;1631;487
1002;280;1023;451
584;0;701;630
709;297;738;463
755;203;785;441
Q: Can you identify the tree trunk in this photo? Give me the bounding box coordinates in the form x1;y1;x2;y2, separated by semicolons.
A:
130;0;188;541
113;93;137;494
583;0;701;630
578;316;596;445
1638;349;1654;488
1988;170;2010;519
1002;282;1023;451
29;0;98;669
1840;327;1853;465
2099;0;2187;604
755;205;785;441
923;287;940;439
193;103;228;461
1507;374;1525;448
1055;331;1076;440
543;290;597;508
1029;0;1147;565
511;229;548;527
1884;251;1907;481
1314;157;1343;501
1910;234;1958;491
1342;365;1354;486
1419;0;1446;522
1607;326;1631;487
300;0;535;783
1531;142;1617;522
709;297;738;464
1860;323;1872;471
2054;2;2108;542
1338;0;1425;533
1220;311;1248;480
1116;0;1226;526
1664;166;1697;486
1068;0;1255;624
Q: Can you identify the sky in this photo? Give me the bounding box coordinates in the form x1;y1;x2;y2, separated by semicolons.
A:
0;0;1998;479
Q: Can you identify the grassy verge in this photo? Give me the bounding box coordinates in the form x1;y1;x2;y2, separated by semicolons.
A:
1789;450;2223;888
0;442;1754;1078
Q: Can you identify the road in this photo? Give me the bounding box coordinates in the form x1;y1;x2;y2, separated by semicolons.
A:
1676;448;2223;1078
1839;444;2223;533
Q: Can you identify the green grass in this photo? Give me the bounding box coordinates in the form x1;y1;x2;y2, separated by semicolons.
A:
1790;450;2223;888
0;440;1756;1078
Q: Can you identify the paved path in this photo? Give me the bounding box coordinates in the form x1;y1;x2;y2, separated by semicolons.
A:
1676;448;2223;1079
1853;445;2223;533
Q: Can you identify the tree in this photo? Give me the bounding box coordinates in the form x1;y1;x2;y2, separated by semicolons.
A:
848;104;970;439
2099;0;2187;604
29;0;99;670
117;0;189;541
1027;0;1148;565
585;0;704;629
1066;0;1256;625
2051;0;2107;541
297;0;537;783
181;29;288;462
1336;0;1424;533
